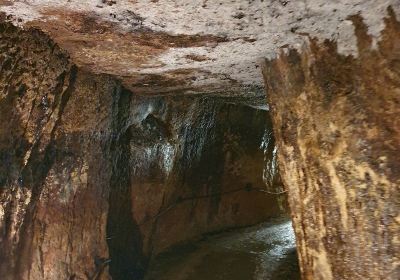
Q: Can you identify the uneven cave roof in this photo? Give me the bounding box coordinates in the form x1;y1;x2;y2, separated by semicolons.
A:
0;0;399;96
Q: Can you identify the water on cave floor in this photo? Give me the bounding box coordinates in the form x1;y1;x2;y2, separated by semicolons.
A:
145;218;300;280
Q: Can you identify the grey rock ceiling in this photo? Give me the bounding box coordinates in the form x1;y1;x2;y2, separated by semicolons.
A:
1;0;399;95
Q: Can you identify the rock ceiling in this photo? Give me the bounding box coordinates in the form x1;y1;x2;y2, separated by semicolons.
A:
0;0;399;95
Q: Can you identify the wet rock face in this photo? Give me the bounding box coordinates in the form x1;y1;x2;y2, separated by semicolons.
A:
107;95;286;279
0;22;124;280
263;9;400;280
127;96;285;259
0;23;284;280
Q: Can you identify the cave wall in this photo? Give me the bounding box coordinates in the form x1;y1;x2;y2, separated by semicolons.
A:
126;96;285;258
263;9;400;280
107;95;286;279
0;22;130;280
0;22;284;280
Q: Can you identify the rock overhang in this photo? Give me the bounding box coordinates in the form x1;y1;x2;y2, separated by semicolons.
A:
0;0;399;98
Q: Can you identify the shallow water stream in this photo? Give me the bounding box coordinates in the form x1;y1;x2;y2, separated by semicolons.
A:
145;219;300;280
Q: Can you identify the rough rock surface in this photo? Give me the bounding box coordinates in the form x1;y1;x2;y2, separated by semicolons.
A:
0;22;284;280
263;8;400;280
0;1;399;95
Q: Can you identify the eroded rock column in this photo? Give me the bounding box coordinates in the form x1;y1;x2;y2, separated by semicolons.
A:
263;10;400;280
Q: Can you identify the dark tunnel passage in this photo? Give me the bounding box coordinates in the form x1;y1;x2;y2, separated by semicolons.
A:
103;94;298;280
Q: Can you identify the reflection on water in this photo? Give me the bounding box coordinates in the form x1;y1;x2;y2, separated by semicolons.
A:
145;219;300;280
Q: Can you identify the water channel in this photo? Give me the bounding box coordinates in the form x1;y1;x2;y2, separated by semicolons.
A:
145;218;300;280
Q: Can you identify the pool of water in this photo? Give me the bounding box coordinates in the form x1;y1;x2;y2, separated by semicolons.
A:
145;218;300;280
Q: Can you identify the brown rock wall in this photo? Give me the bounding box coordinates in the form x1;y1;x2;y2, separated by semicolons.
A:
263;8;400;280
0;22;120;280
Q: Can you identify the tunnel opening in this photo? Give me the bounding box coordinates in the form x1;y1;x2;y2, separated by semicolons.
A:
0;18;302;277
103;92;300;280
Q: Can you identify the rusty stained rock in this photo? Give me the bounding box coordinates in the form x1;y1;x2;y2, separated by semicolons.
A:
263;8;400;280
23;9;230;94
